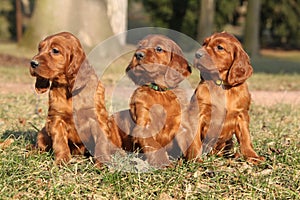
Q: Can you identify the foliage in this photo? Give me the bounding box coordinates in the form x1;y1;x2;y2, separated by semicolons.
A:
0;0;14;40
0;0;35;41
214;0;241;29
260;0;300;49
180;0;199;38
142;0;198;38
140;0;300;48
2;0;300;48
141;0;242;39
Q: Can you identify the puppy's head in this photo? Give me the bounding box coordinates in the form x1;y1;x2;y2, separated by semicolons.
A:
194;32;253;86
30;32;85;94
126;34;191;89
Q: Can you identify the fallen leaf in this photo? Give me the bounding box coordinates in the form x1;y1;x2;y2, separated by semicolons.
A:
18;117;26;125
0;138;14;149
253;169;273;177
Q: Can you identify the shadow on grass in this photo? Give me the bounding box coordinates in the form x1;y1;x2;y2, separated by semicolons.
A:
1;129;37;145
252;56;300;74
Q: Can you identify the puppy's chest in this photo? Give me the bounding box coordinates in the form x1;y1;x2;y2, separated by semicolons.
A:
194;84;250;113
224;86;251;111
131;87;182;115
48;89;73;116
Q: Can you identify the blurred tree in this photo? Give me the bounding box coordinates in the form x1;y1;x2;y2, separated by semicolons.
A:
106;0;128;45
0;0;14;40
260;0;300;49
197;0;215;43
181;0;198;38
142;0;196;37
140;0;189;29
169;0;189;32
141;0;172;27
142;0;241;40
244;0;261;57
20;0;118;50
16;0;22;42
214;0;240;30
131;0;300;49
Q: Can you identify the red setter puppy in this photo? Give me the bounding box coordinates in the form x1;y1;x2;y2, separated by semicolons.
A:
126;34;199;167
190;32;264;164
30;32;121;165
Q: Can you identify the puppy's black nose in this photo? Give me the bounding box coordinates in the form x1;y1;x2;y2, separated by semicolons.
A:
135;51;145;60
30;60;39;68
195;52;204;59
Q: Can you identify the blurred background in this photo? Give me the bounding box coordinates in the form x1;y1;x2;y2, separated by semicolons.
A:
1;2;300;198
1;0;300;56
0;0;300;93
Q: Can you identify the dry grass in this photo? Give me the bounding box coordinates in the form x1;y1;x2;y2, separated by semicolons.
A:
0;45;299;199
0;98;299;199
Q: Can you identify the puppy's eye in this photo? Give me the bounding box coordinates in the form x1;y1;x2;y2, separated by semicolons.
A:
52;48;60;54
217;45;224;50
155;46;163;53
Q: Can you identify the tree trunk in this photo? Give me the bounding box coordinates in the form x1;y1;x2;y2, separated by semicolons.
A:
169;0;188;32
197;0;215;43
244;0;261;58
16;0;22;42
20;0;70;49
20;0;116;51
106;0;128;45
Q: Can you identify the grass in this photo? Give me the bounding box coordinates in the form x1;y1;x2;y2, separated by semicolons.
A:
0;97;299;199
0;42;35;59
0;65;32;84
248;73;300;91
0;45;300;199
248;50;300;91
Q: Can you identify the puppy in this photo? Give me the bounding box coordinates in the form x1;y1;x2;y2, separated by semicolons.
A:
189;32;265;164
30;32;121;165
126;34;199;167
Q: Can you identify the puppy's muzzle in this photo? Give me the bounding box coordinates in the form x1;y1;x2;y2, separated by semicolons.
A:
135;51;145;61
195;51;204;59
30;60;39;68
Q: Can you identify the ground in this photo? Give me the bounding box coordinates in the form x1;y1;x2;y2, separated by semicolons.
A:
0;53;30;67
1;53;299;106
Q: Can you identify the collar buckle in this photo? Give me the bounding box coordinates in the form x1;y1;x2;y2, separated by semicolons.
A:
215;79;223;86
147;83;169;91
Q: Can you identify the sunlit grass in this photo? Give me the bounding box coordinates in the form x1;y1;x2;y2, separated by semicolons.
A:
0;102;299;199
249;73;300;91
0;65;33;84
0;76;299;199
0;44;300;199
0;42;35;59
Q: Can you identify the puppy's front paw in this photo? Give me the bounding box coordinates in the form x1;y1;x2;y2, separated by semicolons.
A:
55;153;71;165
246;156;265;165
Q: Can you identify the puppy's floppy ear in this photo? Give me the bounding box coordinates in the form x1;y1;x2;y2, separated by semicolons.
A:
165;44;191;88
35;77;50;94
66;38;86;90
227;47;253;86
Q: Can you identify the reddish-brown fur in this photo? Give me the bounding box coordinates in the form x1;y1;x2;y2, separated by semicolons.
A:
189;32;264;164
30;32;121;165
126;34;200;167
